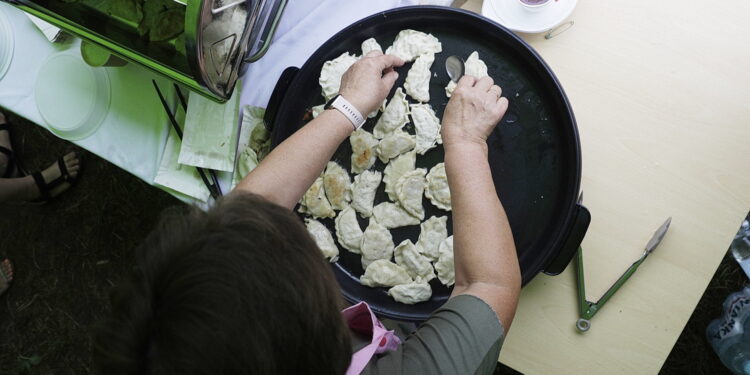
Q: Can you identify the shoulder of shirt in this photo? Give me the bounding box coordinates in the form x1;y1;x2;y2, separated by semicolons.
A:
441;294;505;334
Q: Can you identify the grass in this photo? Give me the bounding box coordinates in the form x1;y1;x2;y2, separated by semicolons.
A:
0;112;746;375
0;113;181;374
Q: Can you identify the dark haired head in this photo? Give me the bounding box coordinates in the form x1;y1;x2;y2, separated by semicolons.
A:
94;192;351;375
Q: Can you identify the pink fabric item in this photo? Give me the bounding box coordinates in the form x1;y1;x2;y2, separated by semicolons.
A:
342;302;401;375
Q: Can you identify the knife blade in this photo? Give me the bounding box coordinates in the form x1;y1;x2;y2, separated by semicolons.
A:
644;217;672;255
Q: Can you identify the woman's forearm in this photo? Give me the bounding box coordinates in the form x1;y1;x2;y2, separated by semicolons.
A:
445;142;521;327
235;109;353;209
234;52;404;209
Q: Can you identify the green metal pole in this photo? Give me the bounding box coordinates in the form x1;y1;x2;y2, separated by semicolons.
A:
589;255;648;316
575;247;594;331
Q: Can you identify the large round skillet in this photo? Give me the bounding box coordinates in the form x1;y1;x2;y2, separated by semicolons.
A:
265;6;590;322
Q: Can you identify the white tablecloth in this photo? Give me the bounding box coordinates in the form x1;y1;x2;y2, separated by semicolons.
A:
0;0;446;201
0;4;172;184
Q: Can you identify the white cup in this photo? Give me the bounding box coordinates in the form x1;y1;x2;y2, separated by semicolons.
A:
518;0;551;12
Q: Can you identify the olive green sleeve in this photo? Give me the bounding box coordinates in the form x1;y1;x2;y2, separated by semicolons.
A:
362;294;505;375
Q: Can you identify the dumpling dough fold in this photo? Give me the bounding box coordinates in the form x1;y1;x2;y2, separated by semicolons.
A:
305;218;339;262
384;150;416;201
372;202;420;229
320;52;358;100
410;103;441;155
350;170;382;218
425;162;451;211
416;216;448;261
373;88;410;139
394;240;435;281
350;129;379;174
385;29;442;62
360;259;412;287
360;220;395;263
377;129;415;163
361;37;382;55
388;280;432;304
395;168;427;220
334;206;363;254
323;162;351;210
434;236;455;286
299;176;335;219
404;53;435;103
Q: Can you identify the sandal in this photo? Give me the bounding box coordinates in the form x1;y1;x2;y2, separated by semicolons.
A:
0;258;13;296
31;155;79;202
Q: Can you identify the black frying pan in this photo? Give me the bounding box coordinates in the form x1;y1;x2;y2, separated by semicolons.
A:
265;6;590;322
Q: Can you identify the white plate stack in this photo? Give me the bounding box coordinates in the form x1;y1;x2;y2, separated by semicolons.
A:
34;53;111;140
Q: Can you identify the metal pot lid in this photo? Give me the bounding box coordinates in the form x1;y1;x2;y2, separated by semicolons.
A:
186;0;276;100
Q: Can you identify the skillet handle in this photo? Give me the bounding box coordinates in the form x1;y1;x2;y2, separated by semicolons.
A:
542;204;591;276
264;66;299;132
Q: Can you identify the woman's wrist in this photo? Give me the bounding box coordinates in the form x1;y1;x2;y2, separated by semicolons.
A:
443;138;489;157
339;91;375;118
318;108;356;137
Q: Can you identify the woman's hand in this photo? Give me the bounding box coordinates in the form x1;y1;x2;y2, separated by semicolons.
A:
339;51;405;115
441;75;509;149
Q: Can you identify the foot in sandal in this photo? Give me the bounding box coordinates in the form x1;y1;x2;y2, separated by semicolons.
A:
0;259;13;296
31;151;81;201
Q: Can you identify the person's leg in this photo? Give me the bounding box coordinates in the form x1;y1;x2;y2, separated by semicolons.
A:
0;111;19;178
0;152;81;203
0;258;13;296
0;176;36;201
0;111;82;202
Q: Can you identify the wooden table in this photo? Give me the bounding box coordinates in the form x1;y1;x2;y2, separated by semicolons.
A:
459;0;750;373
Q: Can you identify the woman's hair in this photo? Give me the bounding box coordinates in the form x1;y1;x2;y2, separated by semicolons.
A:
93;192;352;375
